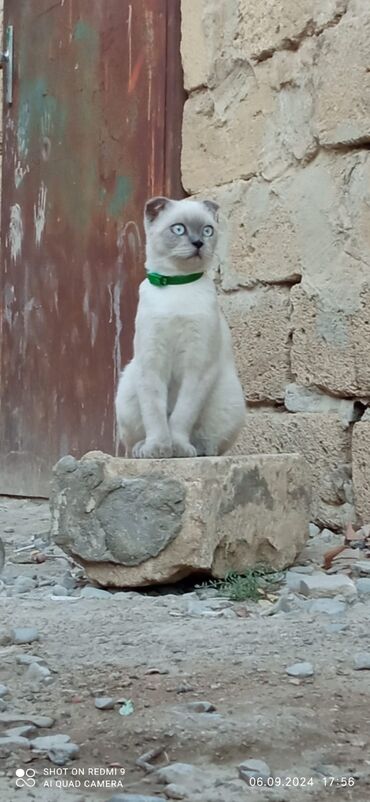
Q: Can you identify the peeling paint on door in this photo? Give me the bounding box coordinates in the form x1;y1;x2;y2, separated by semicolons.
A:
34;183;48;246
108;176;132;218
9;204;23;262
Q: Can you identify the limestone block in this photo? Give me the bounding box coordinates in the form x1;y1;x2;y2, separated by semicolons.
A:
50;451;310;587
206;180;302;289
284;384;358;423
313;10;370;146
232;413;351;527
239;0;348;61
181;47;316;192
220;288;292;402
291;284;370;396
352;423;370;524
181;0;242;91
196;148;370;293
181;0;209;91
181;65;273;192
260;151;370;289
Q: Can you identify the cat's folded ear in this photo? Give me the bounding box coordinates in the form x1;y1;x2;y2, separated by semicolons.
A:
145;197;171;223
202;200;219;221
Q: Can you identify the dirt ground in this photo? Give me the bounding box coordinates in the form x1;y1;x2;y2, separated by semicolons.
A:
0;497;369;802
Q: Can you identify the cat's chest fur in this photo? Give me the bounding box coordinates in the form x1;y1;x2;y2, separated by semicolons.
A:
134;276;222;370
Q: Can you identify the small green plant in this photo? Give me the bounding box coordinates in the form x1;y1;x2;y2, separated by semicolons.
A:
203;565;284;602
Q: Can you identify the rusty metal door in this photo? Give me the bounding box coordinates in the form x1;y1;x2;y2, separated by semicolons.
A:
0;0;184;496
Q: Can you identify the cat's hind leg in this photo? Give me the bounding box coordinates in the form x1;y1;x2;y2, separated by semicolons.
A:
192;370;246;456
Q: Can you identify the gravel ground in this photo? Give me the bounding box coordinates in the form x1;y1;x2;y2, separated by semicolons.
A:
0;498;369;802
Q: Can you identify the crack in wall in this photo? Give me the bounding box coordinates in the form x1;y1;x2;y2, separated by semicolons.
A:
252;5;350;65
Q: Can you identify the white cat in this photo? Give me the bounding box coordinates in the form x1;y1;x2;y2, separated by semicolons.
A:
115;196;246;458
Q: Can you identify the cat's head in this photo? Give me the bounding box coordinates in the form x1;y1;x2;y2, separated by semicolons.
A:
144;197;219;272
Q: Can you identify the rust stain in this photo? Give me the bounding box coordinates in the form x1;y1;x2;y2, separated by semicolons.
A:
128;52;145;94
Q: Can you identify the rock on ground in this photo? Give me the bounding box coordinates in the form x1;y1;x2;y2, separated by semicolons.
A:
50;451;310;587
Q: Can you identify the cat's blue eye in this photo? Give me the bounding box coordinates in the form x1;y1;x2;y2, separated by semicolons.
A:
203;225;214;237
171;223;186;236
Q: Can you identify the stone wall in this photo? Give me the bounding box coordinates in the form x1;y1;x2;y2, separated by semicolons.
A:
181;0;370;529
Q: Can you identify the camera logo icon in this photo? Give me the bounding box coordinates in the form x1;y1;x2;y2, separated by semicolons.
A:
15;768;36;788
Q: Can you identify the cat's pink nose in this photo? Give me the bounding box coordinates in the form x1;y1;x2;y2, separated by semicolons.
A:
192;240;203;249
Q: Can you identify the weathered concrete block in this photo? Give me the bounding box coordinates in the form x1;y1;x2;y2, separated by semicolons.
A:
313;10;370;147
239;0;348;62
181;0;240;91
220;288;292;403
197;149;370;292
50;451;310;588
232;413;352;528
291;284;370;396
181;50;315;193
352;423;370;524
205;179;303;289
284;384;358;423
181;66;273;193
181;0;209;91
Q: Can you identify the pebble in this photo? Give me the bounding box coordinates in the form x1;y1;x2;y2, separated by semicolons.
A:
356;578;370;595
0;684;9;697
321;528;338;540
13;576;37;593
286;572;305;593
164;786;187;800
353;653;370;671
94;696;115;710
11;626;40;644
309;523;321;538
52;584;71;596
268;594;294;615
187;701;216;713
16;654;45;665
186;599;230;617
80;586;112;599
286;662;315;679
0;699;7;712
309;598;347;616
0;713;54;728
297;572;357;600
62;572;78;590
353;561;370;577
25;662;51;687
3;526;14;533
4;725;36;738
155;763;196;785
55;455;78;473
0;735;30;749
238;759;271;784
176;682;194;694
48;741;80;765
31;734;71;750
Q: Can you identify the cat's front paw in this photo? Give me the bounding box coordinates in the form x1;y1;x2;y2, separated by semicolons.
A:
132;439;173;459
171;436;197;458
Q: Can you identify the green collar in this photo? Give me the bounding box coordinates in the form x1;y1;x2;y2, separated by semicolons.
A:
147;271;204;287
